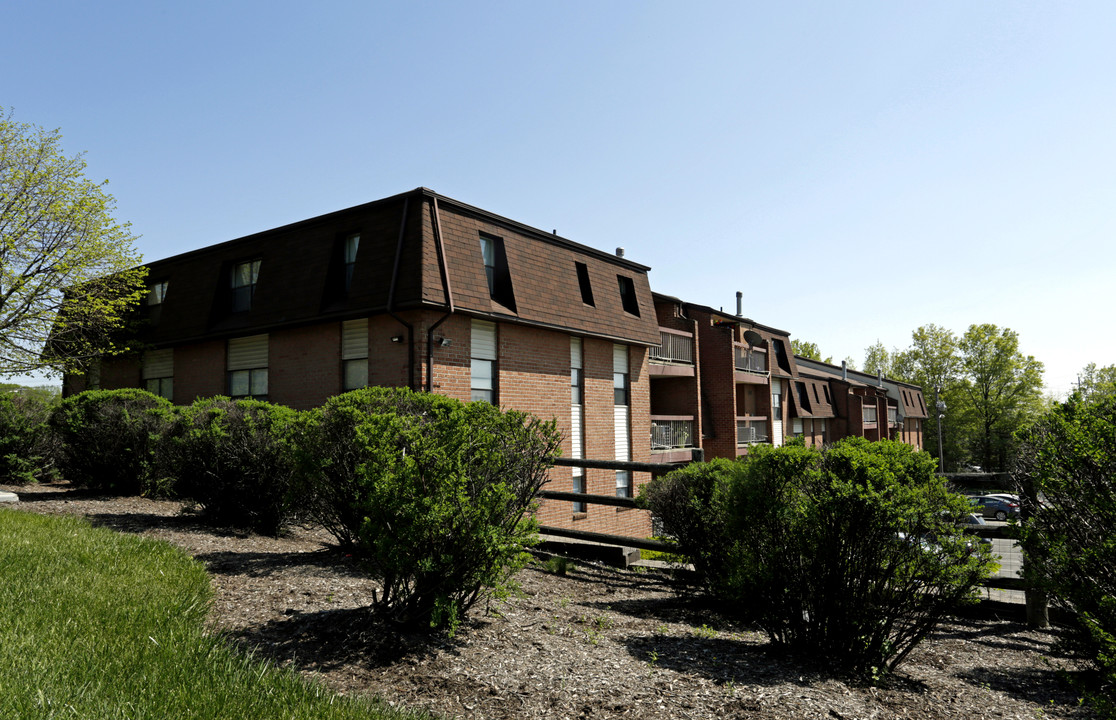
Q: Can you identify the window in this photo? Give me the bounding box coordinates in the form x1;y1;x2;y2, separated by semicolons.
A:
813;384;821;405
471;319;497;403
617;275;640;316
823;385;831;403
480;235;496;294
230;259;261;312
771;339;791;372
613;344;632;497
575;262;595;306
147;280;168;324
571;337;586;513
342;318;369;391
792;418;804;437
615;470;632;499
478;234;517;310
796;382;811;412
142;348;173;401
228;334;268;400
613;368;630;405
344;234;360;292
147;281;168;306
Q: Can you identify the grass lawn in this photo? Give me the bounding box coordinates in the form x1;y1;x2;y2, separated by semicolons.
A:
0;508;432;720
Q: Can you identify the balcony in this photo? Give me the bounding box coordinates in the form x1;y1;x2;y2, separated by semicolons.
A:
651;416;696;463
734;344;769;385
649;328;695;377
736;416;769;454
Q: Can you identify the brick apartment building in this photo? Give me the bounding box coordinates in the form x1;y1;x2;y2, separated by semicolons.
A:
67;188;661;537
646;293;927;462
794;356;928;449
69;187;928;540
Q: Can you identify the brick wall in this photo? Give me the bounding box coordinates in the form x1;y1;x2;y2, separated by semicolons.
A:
174;340;225;403
270;323;342;410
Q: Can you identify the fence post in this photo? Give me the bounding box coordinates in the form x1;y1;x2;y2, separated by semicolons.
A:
1020;475;1049;629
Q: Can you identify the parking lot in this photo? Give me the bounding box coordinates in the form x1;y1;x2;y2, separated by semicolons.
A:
980;520;1025;603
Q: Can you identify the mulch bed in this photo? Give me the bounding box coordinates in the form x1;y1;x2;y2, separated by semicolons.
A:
1;481;1097;719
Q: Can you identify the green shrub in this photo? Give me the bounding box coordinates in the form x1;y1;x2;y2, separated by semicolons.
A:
48;389;177;495
1015;395;1116;716
299;387;561;633
0;389;58;485
642;438;995;677
163;397;301;535
638;458;742;594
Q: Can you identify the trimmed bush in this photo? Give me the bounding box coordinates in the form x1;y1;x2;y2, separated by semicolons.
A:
47;389;176;495
0;389;58;485
1015;395;1116;717
642;438;995;678
163;397;301;535
299;387;561;633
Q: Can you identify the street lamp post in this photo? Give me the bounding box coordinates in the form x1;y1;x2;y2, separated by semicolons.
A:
934;385;946;473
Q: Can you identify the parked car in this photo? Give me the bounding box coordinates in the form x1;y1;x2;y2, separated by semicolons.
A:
968;495;1020;522
956;512;993;546
983;493;1020;504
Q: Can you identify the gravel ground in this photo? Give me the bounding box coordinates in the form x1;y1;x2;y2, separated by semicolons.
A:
1;482;1097;720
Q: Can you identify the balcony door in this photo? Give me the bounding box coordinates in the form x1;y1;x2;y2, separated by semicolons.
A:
771;379;783;448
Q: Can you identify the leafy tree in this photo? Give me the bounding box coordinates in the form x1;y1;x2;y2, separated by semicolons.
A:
1015;396;1116;716
791;339;830;363
1075;362;1116;401
1;108;146;376
862;340;895;377
956;324;1044;471
892;325;966;470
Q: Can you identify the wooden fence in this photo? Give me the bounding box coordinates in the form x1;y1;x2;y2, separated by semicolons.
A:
539;460;1029;593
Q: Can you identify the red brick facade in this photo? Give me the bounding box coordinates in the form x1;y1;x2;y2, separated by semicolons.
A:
69;189;928;544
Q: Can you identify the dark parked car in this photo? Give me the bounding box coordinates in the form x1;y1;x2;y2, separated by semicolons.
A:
969;495;1020;521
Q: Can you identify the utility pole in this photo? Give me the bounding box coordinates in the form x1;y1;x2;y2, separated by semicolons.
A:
934;385;946;473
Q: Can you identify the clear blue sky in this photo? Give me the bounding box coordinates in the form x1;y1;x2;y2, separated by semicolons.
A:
6;1;1114;396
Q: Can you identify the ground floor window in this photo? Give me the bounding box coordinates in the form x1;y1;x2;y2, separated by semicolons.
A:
228;334;269;400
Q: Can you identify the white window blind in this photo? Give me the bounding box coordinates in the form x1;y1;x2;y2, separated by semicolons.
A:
142;348;173;379
228;334;269;370
613;343;627;374
342;319;369;360
472;319;497;359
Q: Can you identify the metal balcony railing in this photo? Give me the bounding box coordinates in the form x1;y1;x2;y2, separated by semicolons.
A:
736;419;769;446
651;418;695;450
650;330;694;365
734;346;768;374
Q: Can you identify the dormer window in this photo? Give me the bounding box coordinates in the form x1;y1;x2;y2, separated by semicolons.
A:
617;275;640;316
344;234;360;292
478;233;516;311
147;280;168;324
230;259;261;313
147;281;168;306
575;262;595;306
480;235;497;294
